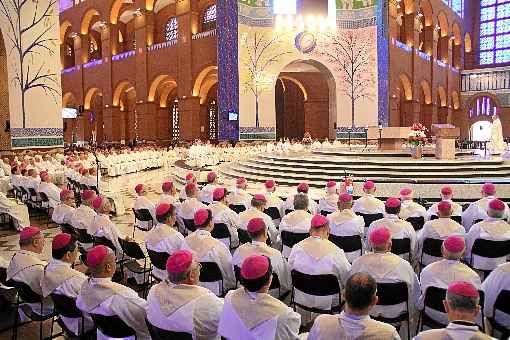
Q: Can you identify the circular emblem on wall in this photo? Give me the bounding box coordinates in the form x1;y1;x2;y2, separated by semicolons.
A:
295;31;317;54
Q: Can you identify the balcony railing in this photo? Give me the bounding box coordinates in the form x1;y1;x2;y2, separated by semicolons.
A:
83;59;103;69
461;68;510;92
112;50;135;61
61;65;79;74
192;29;217;40
147;39;177;52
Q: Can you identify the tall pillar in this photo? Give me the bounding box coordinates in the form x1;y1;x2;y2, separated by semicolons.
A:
179;97;201;141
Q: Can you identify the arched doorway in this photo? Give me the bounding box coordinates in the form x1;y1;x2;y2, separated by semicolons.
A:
470;121;492;142
193;66;218;141
275;60;336;140
0;29;10;149
113;81;137;143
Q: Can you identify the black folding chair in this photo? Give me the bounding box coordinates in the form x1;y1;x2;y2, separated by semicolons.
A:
119;238;152;297
212;223;235;250
487;290;510;339
182;218;196;235
50;293;93;338
391;238;411;262
76;228;94;246
234;265;285;299
238;229;251;245
320;210;335;217
90;314;136;339
264;207;281;221
357;213;384;229
372;281;410;340
199;262;225;297
406;216;425;231
281;231;309;256
290;270;342;314
229;204;246;214
28;188;42;209
18;187;29;203
147;249;170;282
59;223;78;238
0;268;20;336
132;208;154;237
470;239;510;279
146;318;192;339
329;234;363;259
473;218;484;225
451;216;462;224
284;209;293;216
420;238;444;268
6;279;58;340
37;192;52;224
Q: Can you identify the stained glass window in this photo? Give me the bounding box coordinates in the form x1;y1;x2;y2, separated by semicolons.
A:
442;0;464;17
208;100;217;140
171;99;180;141
469;96;498;118
165;17;178;41
203;5;217;31
480;0;510;65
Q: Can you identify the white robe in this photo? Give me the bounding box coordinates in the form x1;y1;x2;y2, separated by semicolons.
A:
318;193;338;215
466;218;510;271
462;197;510;231
367;214;418;261
488;117;507;154
177;198;207;234
52;204;75;225
482;262;510;329
352;194;385;215
144;223;185;281
327;209;365;263
426;200;463;221
133;196;157;230
209;202;240;249
37;182;62;208
278;210;313;258
414;321;495;340
0;192;30;230
239;208;279;247
89;214;124;258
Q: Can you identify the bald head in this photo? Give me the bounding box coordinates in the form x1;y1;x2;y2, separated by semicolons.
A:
89;249;116;278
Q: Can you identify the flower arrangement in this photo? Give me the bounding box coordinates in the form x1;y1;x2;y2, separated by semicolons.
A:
302;132;312;145
408;123;428;146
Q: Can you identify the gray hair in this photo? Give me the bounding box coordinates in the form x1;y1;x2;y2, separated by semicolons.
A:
446;292;479;312
293;193;309;211
168;267;192;284
488;208;504;219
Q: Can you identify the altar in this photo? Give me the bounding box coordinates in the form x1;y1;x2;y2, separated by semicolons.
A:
366;127;411;151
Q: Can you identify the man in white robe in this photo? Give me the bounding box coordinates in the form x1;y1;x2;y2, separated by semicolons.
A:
288;215;351;313
0;191;30;230
352;181;385;215
133;184;157;231
282;182;318;215
488;113;507;154
218;255;301;340
426;186;463;221
318;180;339;216
466;199;510;272
145;203;185;281
70;189;97;233
182;209;236;296
177;183;207;234
327;193;365;263
462;183;509;231
179;172;197;201
76;245;150;340
159;181;179;206
414;281;494;340
279;193;314;258
37;172;62;208
308;272;400;340
239;194;279;247
482;262;510;330
418;236;481;326
41;233;93;335
398;187;427;221
232;217;291;298
264;179;284;227
350;226;420;320
146;250;223;338
226;177;253;213
198;171;219;205
416;200;466;266
209;187;239;250
52;189;76;225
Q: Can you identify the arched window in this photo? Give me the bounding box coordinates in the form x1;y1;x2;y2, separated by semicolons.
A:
480;0;510;65
203;4;217;31
208;99;218;140
469;96;498;118
171;99;180;140
165;17;178;42
442;0;464;17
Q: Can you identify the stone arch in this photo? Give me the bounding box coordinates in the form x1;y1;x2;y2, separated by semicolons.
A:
193;65;218;103
62;92;77;108
60;21;73;44
84;87;102;110
402;0;415;14
81;8;101;35
464;33;472;53
278;75;308;101
113;81;133;106
437;11;449;38
420;0;433;27
419;80;432;104
451;91;460;110
437;86;447;107
152;0;174;13
452;22;462;46
148;75;175;102
398;73;413;100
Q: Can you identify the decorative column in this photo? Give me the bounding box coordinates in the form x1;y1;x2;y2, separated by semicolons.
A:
134;10;151;142
377;0;389;126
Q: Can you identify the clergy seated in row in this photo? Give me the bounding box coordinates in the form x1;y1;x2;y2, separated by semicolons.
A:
52;189;76;226
263;180;285;227
416;201;466;266
233;217;292;298
218;255;302;340
414;281;495;340
350;226;420;321
76;245;151;340
352;181;385;215
308;272;401;340
199;171;219;205
145;203;185;281
425;186;463;221
288;215;351;313
279;193;313;258
146;250;223;338
327;193;365;263
41;233;94;335
482;262;510;331
239;194;279;248
24;169;41;193
37;171;62;208
209;187;240;250
133;184;157;230
466;199;510;273
226;177;253;213
89;196;132;259
159;181;180;207
177;183;206;234
282;182;318;215
6;227;54;317
418;236;481;326
70;190;97;233
398;188;427;221
0;191;30;231
367;197;417;262
182;208;235;296
88;167;126;216
318;180;339;216
179;172;197;201
462;183;510;231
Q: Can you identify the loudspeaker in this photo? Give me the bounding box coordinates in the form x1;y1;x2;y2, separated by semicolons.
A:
4;120;10;133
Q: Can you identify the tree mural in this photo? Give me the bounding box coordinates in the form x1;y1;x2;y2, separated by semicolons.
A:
0;0;60;128
240;30;291;127
318;29;375;127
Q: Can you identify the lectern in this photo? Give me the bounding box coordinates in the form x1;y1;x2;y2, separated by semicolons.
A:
431;124;460;160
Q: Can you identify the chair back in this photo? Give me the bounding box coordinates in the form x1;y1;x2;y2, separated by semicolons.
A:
38;192;49;203
494;290;510;316
375;281;408;306
77;228;94;244
358;213;384;229
290;270;340;297
284;209;293;216
264;207;281;220
391;238;411;256
473;218;484;225
238;229;251;244
91;314;136;338
199;262;223;283
28;188;38;197
329;234;363;254
119;238;146;259
281;231;309;249
229;204;246;214
134;208;153;222
422;238;444;261
183;219;196;233
472;239;510;259
406;216;425;231
5;280;41;303
320;210;334;217
146;318;192;340
60;223;78;237
50;293;82;318
423;286;447;315
93;236;116;252
211;223;231;240
451;216;462;224
234;265;280;290
147;249;170;271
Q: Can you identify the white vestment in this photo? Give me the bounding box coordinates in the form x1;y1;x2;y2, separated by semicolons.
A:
482;262;510;329
488;117;507;154
327;209;365;263
144;223;185;281
0;192;30;230
466;218;510;271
